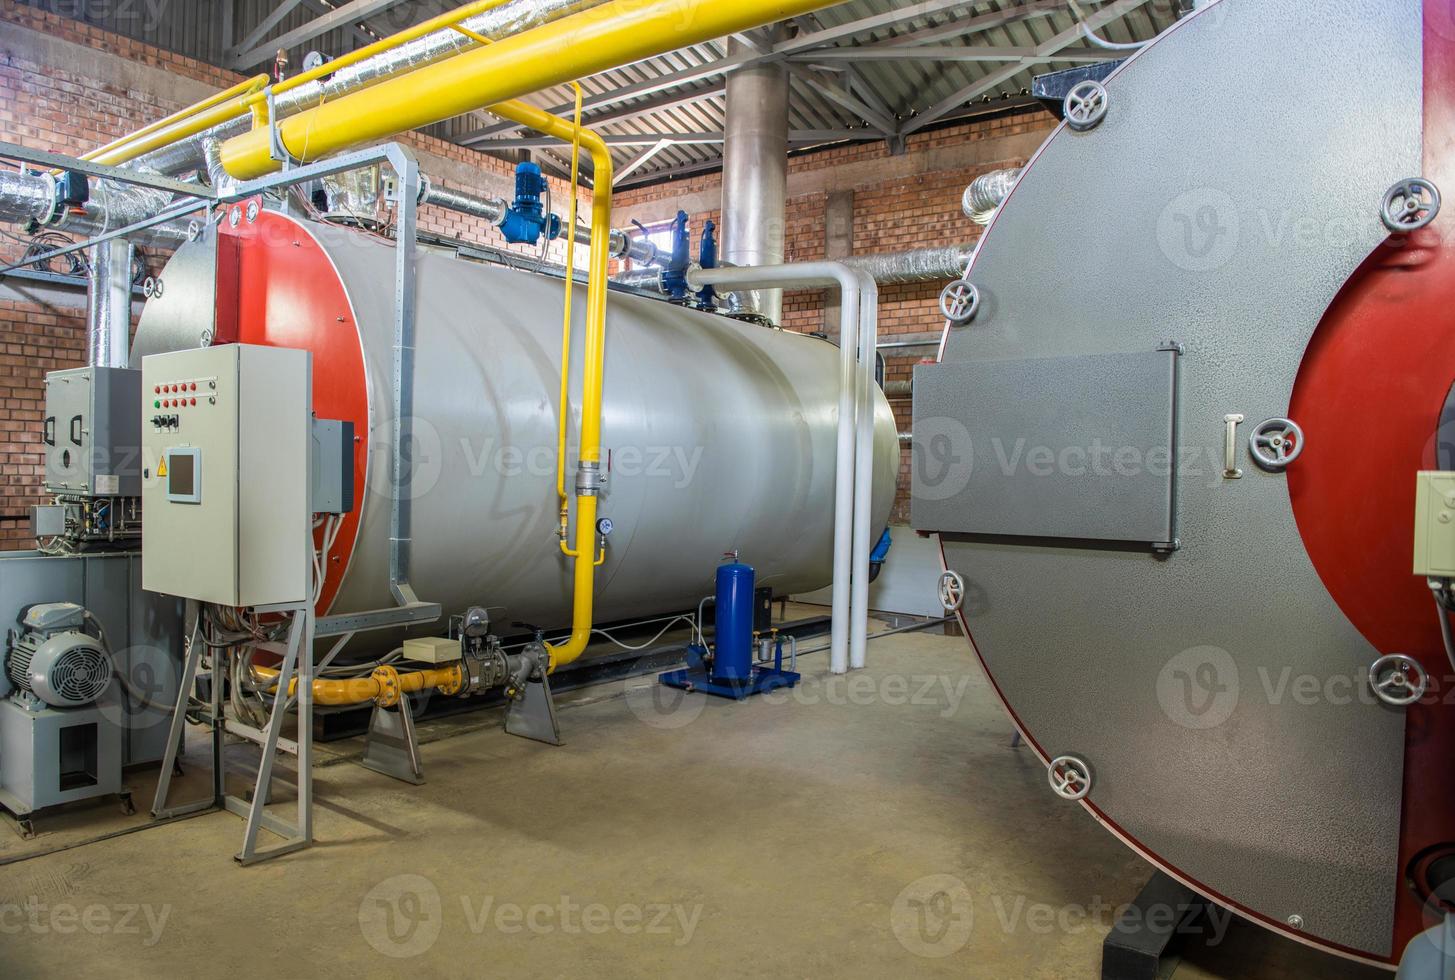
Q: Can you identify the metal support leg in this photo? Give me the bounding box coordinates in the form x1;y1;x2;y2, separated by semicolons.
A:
152;601;220;819
505;673;563;746
359;698;425;784
230;603;313;865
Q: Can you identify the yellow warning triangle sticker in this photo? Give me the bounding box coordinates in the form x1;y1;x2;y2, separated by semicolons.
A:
157;458;167;478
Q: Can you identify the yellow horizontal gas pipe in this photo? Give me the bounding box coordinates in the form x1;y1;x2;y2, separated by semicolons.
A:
487;97;611;672
253;662;463;706
78;0;511;169
220;0;843;179
79;74;269;168
246;0;513;106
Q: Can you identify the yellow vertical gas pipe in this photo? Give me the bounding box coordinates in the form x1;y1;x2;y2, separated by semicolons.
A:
488;98;612;671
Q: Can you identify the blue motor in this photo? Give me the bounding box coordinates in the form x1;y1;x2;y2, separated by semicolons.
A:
498;161;561;244
710;556;755;686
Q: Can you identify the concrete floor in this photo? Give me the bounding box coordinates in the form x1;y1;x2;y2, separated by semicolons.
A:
0;608;1387;979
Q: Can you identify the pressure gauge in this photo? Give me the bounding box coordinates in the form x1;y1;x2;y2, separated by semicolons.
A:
596;517;614;536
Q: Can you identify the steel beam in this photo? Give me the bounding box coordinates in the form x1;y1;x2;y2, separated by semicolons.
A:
793;45;1122;62
230;0;309;62
900;0;1153;134
228;0;408;68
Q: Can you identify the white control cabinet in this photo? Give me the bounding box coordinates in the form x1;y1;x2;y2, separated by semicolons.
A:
141;344;312;606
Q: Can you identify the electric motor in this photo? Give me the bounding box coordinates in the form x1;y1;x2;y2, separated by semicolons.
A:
3;602;113;709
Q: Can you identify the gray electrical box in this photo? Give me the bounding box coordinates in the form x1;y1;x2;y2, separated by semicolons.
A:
311;418;354;515
141;344;312;606
44;366;143;497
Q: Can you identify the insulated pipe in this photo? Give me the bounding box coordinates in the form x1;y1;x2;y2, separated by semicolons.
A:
721;32;790;325
0;171;192;247
963;167;1021;225
849;270;878;670
86;239;133;369
417;177;658;265
687;261;865;675
218;0;850;179
842;245;976;284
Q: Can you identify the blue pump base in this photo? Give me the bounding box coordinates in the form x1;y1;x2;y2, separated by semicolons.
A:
657;665;800;700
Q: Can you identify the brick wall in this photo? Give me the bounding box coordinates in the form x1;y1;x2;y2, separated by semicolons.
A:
614;110;1054;520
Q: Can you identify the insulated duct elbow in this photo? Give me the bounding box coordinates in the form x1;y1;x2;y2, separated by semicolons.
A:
963;167;1021;225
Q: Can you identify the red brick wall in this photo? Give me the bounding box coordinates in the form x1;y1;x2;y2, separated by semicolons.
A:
615;110;1054;520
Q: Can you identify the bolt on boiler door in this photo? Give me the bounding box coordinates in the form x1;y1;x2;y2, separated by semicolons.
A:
933;0;1421;958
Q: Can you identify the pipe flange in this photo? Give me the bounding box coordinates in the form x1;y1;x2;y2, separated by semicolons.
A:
372;664;403;708
1382;177;1441;232
437;663;466;698
1368;653;1428;707
938;570;966;613
939;279;980;324
1063;81;1109;132
1047;755;1093;801
1248;417;1303;470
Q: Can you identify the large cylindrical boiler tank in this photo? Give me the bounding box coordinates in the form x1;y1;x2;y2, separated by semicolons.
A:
132;210;898;631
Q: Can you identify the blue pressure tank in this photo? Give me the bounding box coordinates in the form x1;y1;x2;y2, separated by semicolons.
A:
710;558;755;685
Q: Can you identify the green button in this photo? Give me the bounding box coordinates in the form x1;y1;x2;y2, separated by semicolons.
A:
154;400;161;408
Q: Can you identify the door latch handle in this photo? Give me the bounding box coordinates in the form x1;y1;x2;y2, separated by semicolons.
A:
1223;414;1245;479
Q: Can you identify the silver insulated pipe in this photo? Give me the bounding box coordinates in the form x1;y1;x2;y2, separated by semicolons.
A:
417;176;659;265
963;167;1021;225
841;245;975;284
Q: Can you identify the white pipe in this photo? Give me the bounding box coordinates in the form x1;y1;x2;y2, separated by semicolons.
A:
688;261;864;675
849;269;878;670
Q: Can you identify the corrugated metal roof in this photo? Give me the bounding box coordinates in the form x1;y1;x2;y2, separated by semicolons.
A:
20;0;1182;187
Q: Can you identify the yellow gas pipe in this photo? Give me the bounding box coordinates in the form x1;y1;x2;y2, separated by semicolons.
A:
487;97;614;673
252;662;463;706
218;0;845;179
77;0;515;169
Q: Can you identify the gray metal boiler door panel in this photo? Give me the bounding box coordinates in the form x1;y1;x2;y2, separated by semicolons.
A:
935;0;1420;957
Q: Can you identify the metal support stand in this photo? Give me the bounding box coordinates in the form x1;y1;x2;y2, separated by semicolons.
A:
359;698;424;784
504;674;563;745
1101;871;1215;980
151;599;315;866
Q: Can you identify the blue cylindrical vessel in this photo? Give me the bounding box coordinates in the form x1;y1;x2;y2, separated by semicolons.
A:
711;559;755;685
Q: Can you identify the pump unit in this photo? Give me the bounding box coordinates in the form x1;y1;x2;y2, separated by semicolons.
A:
0;601;127;823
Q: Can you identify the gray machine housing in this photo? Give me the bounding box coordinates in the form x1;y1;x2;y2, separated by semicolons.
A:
0;552;182;818
44;366;143;497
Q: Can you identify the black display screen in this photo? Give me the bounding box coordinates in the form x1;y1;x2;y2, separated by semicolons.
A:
168;451;195;497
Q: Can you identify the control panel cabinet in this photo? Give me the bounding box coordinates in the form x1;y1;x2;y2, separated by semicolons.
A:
141;344;311;606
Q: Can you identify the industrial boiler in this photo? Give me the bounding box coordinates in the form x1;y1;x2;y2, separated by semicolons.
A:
912;0;1455;968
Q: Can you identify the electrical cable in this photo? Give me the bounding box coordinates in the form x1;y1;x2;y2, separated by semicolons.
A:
1434;585;1455;676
